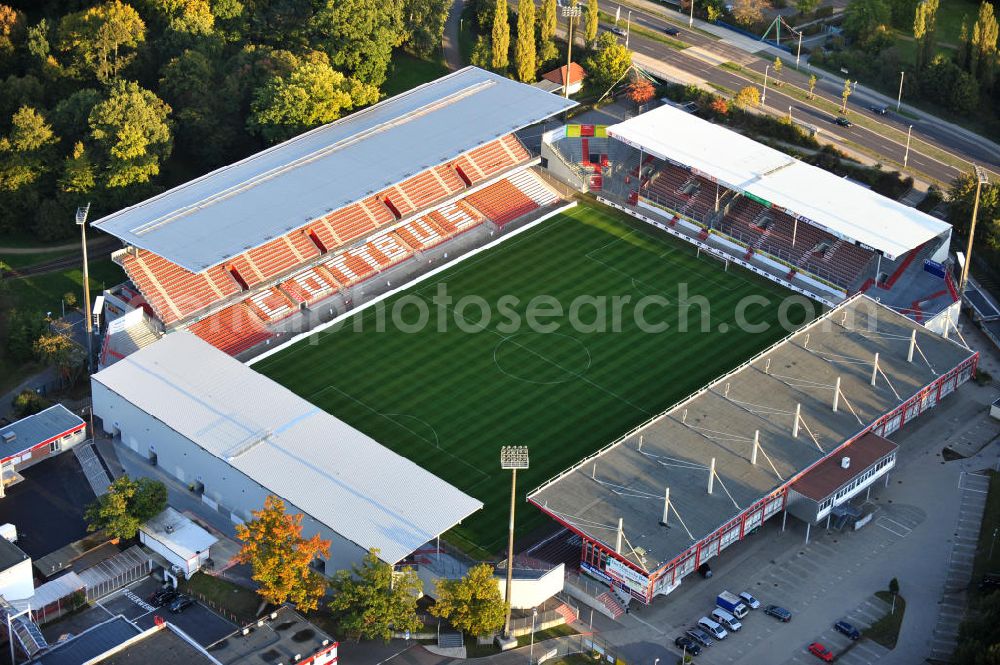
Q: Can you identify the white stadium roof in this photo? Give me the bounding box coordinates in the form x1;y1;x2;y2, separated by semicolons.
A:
92;67;575;273
92;333;482;564
607;104;951;260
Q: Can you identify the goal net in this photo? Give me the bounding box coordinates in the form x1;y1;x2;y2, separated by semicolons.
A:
696;246;730;271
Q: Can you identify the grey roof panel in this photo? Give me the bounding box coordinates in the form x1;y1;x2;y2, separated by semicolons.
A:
36;616;142;665
91;67;575;272
529;295;975;571
1;404;84;460
91;333;483;564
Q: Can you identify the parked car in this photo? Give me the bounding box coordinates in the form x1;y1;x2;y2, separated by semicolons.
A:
698;616;728;640
764;605;792;622
151;589;180;607
834;116;853;127
869;105;888;115
808;642;835;662
980;574;1000;591
698;562;713;578
711;608;742;632
685;627;714;647
834;620;861;640
169;595;195;613
610;26;626;36
738;591;761;609
716;591;749;618
664;26;680;36
674;636;702;656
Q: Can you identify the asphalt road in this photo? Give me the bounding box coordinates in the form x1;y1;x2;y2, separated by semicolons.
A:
594;6;1000;184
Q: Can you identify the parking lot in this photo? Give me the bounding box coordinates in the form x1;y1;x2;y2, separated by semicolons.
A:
93;577;237;647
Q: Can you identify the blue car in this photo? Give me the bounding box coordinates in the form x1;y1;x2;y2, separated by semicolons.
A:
834;620;861;640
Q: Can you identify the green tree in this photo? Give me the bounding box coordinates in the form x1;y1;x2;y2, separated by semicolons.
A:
492;0;510;71
808;73;817;98
920;54;980;113
309;0;403;87
402;0;451;57
0;4;24;59
249;56;378;144
796;0;820;14
888;577;900;595
471;34;492;68
0;106;58;194
88;80;172;188
51;88;103;144
773;55;783;84
329;548;423;641
971;1;998;89
958;15;972;70
211;0;248;42
85;475;168;539
235;495;331;611
841;78;853;112
947;168;999;237
5;309;47;363
540;0;557;42
57;1;147;83
913;0;938;69
731;0;771;27
584;0;599;44
60;141;96;194
143;0;215;35
583;32;632;94
33;326;86;385
11;390;50;418
515;0;536;82
431;563;506;637
844;0;891;51
159;48;237;165
733;84;760;108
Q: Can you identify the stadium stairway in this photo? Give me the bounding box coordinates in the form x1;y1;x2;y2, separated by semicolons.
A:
596;592;625;619
555;602;579;624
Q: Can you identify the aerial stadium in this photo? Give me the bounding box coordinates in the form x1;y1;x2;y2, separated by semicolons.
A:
89;66;977;607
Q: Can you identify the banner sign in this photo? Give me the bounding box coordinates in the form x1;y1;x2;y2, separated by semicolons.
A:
605;558;651;595
924;259;946;279
580;561;613;585
744;192;771;208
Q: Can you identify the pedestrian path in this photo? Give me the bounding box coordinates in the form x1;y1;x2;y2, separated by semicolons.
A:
927;471;990;661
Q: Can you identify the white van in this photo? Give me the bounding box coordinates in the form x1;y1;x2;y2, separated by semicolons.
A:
698;616;728;640
711;608;742;632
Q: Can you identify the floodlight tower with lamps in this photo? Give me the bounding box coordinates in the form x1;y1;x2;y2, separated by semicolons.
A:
76;203;93;373
562;5;582;101
958;165;991;299
500;445;529;641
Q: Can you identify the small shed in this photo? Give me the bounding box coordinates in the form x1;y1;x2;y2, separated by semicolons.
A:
139;508;217;579
541;63;587;96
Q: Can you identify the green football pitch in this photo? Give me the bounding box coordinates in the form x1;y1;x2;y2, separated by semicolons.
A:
254;202;814;555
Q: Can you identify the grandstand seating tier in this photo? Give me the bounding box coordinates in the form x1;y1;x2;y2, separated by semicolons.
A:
187;303;273;356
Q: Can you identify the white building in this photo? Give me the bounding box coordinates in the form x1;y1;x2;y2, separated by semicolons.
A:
90;332;483;573
1;405;86;491
0;535;33;601
139;508;217;580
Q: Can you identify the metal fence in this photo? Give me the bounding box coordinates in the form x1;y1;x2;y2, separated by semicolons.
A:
533;633;623;665
81;547;153;601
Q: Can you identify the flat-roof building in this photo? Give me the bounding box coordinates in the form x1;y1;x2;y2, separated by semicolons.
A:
91;332;482;571
0;405;87;491
529;295;976;604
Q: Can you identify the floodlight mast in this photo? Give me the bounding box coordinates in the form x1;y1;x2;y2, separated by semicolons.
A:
562;5;582;101
500;445;529;639
958;165;990;300
76;203;93;374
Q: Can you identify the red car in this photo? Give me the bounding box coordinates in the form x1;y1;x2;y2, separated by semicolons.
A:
808;642;835;662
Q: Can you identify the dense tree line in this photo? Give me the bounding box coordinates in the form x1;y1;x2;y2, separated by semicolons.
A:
814;0;999;126
0;0;451;242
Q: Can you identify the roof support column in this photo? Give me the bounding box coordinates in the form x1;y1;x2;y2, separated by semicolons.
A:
751;430;759;465
661;488;670;525
708;457;716;494
832;376;841;413
871;352;880;386
907;330;916;363
793;403;801;438
615;518;623;554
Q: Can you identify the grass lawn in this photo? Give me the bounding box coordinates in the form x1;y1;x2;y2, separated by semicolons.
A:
383;52;449;98
182;572;262;623
972;470;1000;586
865;591;906;649
255;202;811;554
516;622;577;647
932;0;982;46
2;250;78;270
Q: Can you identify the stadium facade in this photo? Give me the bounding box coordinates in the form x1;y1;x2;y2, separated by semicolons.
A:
528;294;976;604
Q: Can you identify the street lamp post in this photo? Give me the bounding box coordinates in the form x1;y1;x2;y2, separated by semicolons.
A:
903;125;913;167
76;203;93;374
796;31;803;69
788;105;793;123
990;527;999;560
958;165;991;299
897;71;905;111
500;446;529;640
626;10;632;49
689;0;694;27
562;5;582;101
529;607;538;664
762;64;770;107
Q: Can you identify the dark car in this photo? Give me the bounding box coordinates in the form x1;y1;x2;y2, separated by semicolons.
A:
698;562;712;578
169;595;195;613
869;105;888;115
151;589;180;607
685;627;714;647
674;636;702;656
979;574;1000;591
764;604;792;622
834;116;852;127
834;619;861;640
664;26;681;36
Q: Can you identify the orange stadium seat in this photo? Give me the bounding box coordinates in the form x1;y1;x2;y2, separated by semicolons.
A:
187;303;273;356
